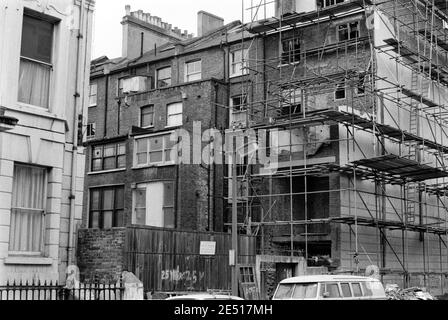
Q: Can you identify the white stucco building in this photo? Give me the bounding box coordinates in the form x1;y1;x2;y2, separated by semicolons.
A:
0;0;94;284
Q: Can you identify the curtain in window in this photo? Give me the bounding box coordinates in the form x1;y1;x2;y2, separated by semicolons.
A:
9;165;46;253
18;58;51;108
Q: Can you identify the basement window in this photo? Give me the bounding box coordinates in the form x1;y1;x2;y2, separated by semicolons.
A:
281;38;301;65
337;21;360;42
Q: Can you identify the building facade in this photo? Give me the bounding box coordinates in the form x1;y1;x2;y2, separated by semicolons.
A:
0;0;94;284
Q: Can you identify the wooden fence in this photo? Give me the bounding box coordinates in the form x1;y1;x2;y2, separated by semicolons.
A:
125;226;256;293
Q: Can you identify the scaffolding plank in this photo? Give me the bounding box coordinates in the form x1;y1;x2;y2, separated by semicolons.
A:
352;154;448;181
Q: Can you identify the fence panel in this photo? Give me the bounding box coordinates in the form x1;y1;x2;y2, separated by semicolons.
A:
125;226;256;293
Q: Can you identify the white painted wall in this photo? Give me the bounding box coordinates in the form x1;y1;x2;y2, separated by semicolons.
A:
0;0;94;284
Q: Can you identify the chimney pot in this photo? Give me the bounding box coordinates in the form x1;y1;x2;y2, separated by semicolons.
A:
125;5;131;16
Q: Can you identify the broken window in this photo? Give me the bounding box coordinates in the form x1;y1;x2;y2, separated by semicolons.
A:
335;82;346;100
281;38;301;65
231;94;248;112
280;88;302;117
337;21;359;42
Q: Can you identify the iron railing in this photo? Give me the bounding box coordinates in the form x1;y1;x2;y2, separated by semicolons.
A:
0;280;125;300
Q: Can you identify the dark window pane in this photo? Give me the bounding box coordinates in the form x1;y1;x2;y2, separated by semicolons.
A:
103;189;114;210
341;283;352;297
326;283;341;298
90;190;100;210
149;151;163;163
352;283;363;297
21;15;53;63
117;155;126;168
115;210;125;227
164;208;175;229
115;187;125;209
90;211;100;229
164;182;174;207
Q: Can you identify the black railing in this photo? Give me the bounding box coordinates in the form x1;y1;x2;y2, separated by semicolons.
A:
0;280;125;300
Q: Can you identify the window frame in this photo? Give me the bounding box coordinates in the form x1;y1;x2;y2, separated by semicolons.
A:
140;105;155;128
131;181;176;229
89;83;98;107
281;38;301;65
337;21;360;42
185;59;202;82
18;13;56;110
134;132;177;167
91;142;126;172
320;0;345;8
231;94;248;112
166;102;183;128
230;49;249;78
351;282;364;298
9;164;48;256
334;81;346;100
279;87;302;117
86;123;96;140
88;186;125;229
156;66;172;88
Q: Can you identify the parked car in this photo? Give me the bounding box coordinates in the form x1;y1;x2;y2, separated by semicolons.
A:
272;275;387;300
166;293;244;300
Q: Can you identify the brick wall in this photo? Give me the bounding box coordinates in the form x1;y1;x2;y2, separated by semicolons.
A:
77;228;126;281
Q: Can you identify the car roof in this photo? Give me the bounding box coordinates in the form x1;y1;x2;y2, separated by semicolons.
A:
279;275;380;284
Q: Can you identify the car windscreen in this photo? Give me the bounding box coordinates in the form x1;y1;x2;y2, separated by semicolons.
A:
273;283;295;299
291;283;318;299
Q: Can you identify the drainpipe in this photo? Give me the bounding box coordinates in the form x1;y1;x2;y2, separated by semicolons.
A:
68;0;87;266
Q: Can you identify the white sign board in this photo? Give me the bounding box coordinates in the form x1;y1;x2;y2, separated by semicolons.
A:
200;241;216;256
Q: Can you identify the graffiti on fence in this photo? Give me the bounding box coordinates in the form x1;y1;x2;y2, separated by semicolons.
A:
161;266;205;286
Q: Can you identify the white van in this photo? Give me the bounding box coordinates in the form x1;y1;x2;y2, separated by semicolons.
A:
272;275;387;300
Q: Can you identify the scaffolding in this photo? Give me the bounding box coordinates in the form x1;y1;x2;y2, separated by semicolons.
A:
222;0;448;292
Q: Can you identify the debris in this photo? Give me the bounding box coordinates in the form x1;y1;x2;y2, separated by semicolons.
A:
385;284;437;300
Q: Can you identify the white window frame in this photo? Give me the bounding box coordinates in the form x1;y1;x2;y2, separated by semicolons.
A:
166;102;183;128
185;60;202;82
133;132;177;168
321;0;345;8
18;13;56;110
131;181;175;228
9;164;48;256
89;83;97;107
230;49;249;78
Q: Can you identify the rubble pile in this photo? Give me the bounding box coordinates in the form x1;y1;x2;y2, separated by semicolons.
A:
385;284;436;300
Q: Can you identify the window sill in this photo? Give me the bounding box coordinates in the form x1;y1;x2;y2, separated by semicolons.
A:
88;168;126;175
132;163;176;170
4;256;53;266
13;103;64;121
277;61;301;68
230;73;249;79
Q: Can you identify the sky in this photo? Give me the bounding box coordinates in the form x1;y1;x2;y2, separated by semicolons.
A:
92;0;275;59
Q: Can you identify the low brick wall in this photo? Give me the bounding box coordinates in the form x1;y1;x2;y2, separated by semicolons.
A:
77;228;126;281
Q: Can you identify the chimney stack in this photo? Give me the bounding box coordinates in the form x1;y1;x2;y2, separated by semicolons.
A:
197;11;224;37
